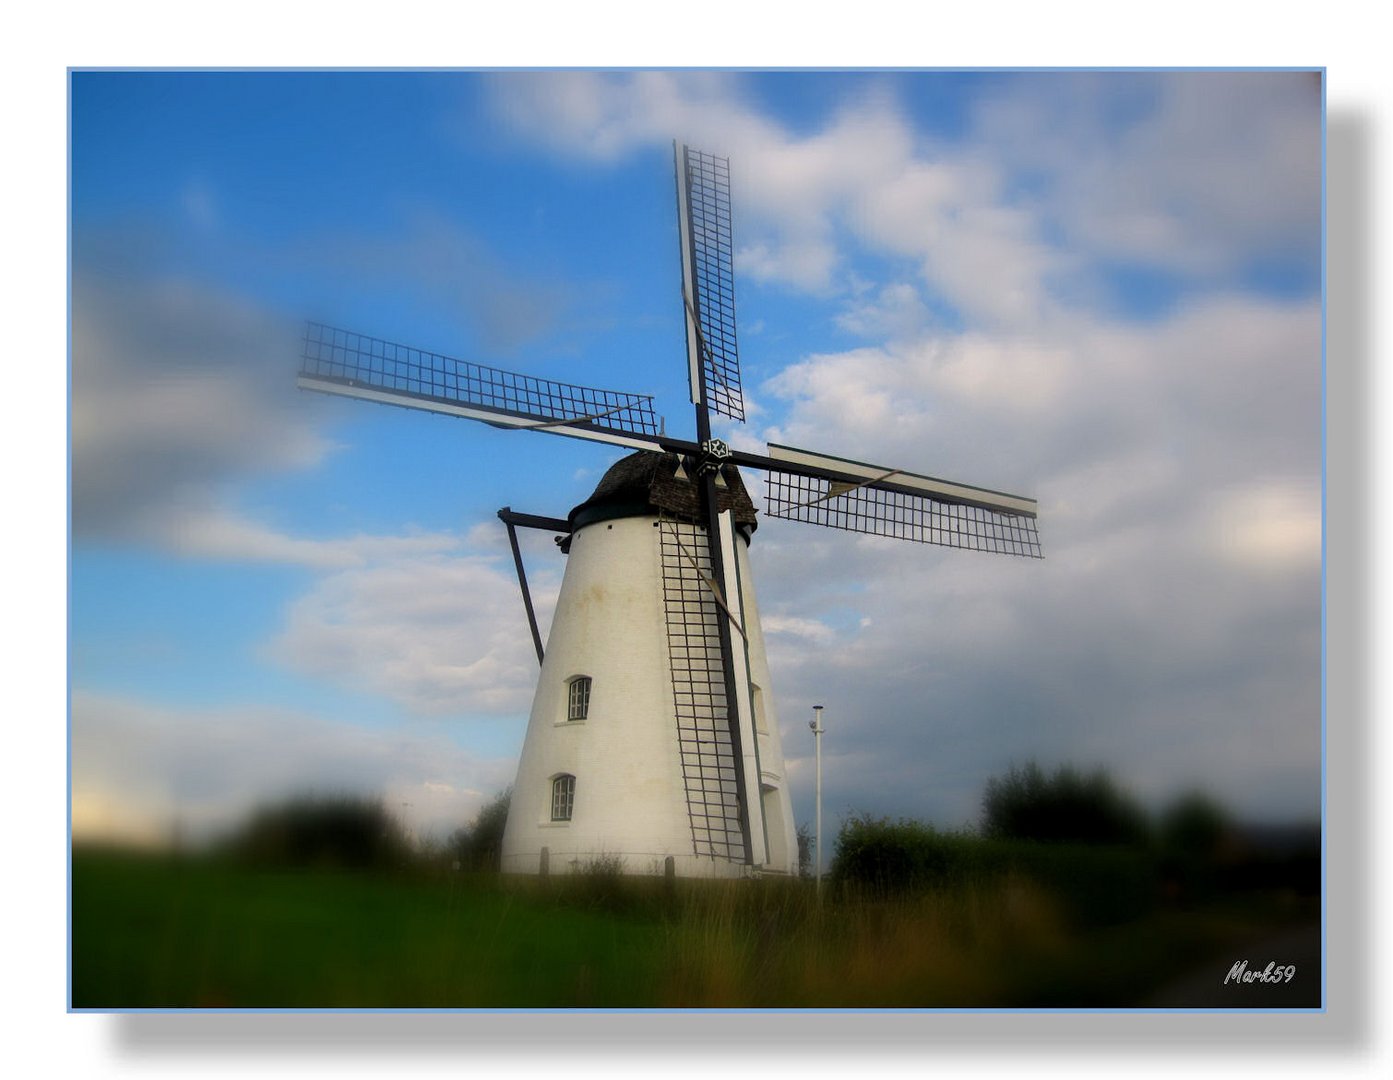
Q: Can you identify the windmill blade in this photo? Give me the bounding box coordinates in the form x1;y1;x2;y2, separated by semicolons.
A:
761;442;1042;558
298;322;664;452
675;144;744;423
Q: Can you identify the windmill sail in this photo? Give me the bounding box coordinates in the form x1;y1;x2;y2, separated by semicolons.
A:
762;443;1042;558
676;144;744;423
298;322;661;449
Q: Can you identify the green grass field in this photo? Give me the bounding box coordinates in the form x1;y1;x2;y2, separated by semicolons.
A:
71;846;1318;1009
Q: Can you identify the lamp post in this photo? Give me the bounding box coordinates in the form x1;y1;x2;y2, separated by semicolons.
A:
809;705;824;894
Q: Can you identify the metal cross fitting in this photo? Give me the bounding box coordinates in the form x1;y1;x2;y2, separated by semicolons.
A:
697;438;732;476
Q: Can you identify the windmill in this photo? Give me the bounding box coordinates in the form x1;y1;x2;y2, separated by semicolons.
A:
297;144;1042;878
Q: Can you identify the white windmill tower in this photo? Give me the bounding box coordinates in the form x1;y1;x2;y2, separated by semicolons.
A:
297;144;1042;879
498;450;793;877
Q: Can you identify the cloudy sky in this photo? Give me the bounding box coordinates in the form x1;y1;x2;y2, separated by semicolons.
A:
69;69;1322;849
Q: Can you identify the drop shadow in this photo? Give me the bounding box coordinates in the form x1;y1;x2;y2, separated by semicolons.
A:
100;100;1369;1067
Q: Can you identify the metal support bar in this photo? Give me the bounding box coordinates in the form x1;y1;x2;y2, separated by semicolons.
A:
498;507;547;667
496;509;571;534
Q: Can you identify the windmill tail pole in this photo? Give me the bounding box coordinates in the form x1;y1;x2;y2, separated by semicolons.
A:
498;507;546;667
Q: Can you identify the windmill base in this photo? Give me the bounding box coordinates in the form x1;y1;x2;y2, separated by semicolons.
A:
500;848;779;879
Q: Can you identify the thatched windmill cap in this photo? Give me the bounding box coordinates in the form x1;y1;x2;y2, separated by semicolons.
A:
568;450;758;535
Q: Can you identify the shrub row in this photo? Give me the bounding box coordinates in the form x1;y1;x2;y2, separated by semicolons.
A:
221;794;415;872
830;814;1158;926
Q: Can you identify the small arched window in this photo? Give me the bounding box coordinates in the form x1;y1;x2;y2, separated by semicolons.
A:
551;774;576;821
567;676;592;721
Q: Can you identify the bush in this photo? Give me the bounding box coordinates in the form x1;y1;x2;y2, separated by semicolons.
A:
982;762;1151;847
448;787;511;872
223;794;414;872
830;814;987;895
830;813;1159;926
796;823;813;879
1159;791;1229;858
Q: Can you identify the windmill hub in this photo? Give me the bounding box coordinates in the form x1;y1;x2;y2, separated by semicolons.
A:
696;438;733;475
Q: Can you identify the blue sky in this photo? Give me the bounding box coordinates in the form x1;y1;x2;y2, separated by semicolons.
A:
69;69;1322;848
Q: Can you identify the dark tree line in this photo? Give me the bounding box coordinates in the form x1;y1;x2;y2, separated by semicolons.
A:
981;761;1152;846
222;794;414;871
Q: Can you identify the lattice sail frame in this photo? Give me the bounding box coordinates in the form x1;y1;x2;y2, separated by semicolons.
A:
678;146;744;423
764;470;1043;558
300;322;661;438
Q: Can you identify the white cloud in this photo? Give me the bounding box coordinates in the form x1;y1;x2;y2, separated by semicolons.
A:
70;213;583;563
271;552;558;717
71;272;332;546
846;157;1063;327
70;265;501;572
748;481;1319;827
763;345;920;452
761;613;838;646
742;281;1320;826
489;73;935;298
971;71;1321;278
1204;479;1323;571
737;236;838;294
834;282;932;341
489;71;1319;332
489;69;773;165
763;293;1319;493
155;506;462;569
71;691;515;848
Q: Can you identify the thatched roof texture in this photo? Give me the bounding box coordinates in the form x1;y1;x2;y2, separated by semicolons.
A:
568;451;758;533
